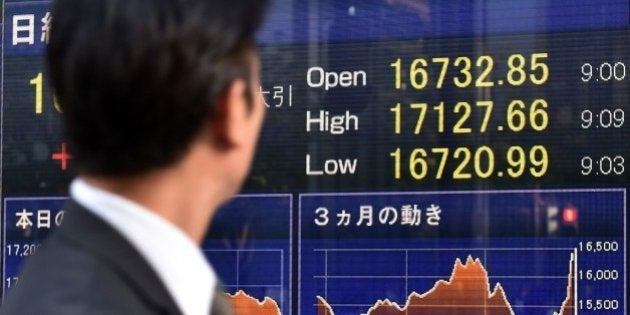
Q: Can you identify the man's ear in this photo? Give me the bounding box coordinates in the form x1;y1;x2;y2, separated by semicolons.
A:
211;79;249;149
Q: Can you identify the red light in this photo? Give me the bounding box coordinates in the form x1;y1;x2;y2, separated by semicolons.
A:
562;207;578;223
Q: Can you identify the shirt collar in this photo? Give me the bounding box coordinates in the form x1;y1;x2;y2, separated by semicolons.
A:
70;178;217;315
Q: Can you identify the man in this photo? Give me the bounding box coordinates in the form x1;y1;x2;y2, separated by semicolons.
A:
0;0;267;314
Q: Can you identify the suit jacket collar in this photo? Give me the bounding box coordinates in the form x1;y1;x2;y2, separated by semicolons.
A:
57;199;183;315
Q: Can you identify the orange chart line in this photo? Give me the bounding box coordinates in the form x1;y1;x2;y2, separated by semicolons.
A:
226;290;281;315
316;254;576;315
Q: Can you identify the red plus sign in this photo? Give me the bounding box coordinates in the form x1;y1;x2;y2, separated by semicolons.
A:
51;143;73;171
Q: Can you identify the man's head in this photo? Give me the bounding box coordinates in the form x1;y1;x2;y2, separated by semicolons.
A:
47;0;268;178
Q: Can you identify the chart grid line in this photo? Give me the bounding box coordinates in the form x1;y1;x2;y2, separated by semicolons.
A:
405;250;409;294
574;249;578;315
324;249;328;300
203;248;285;311
314;304;574;308
314;275;571;279
314;248;578;251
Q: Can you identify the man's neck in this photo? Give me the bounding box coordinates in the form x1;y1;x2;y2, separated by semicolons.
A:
81;165;227;244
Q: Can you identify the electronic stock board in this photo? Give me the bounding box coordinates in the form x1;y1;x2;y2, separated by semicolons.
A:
1;1;628;314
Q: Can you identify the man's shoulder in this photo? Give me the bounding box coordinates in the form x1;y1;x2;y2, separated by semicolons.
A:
0;201;181;315
0;234;162;315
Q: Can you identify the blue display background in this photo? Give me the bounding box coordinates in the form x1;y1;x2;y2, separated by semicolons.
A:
299;190;626;315
2;197;66;296
4;0;629;53
3;194;293;315
2;1;629;314
203;194;293;314
3;1;50;56
259;0;629;45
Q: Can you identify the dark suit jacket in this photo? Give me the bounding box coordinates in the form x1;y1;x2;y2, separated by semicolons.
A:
0;199;233;315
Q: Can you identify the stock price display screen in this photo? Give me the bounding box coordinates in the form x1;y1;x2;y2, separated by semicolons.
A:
1;1;628;314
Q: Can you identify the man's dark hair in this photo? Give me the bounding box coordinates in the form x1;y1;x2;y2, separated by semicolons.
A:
47;0;267;176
